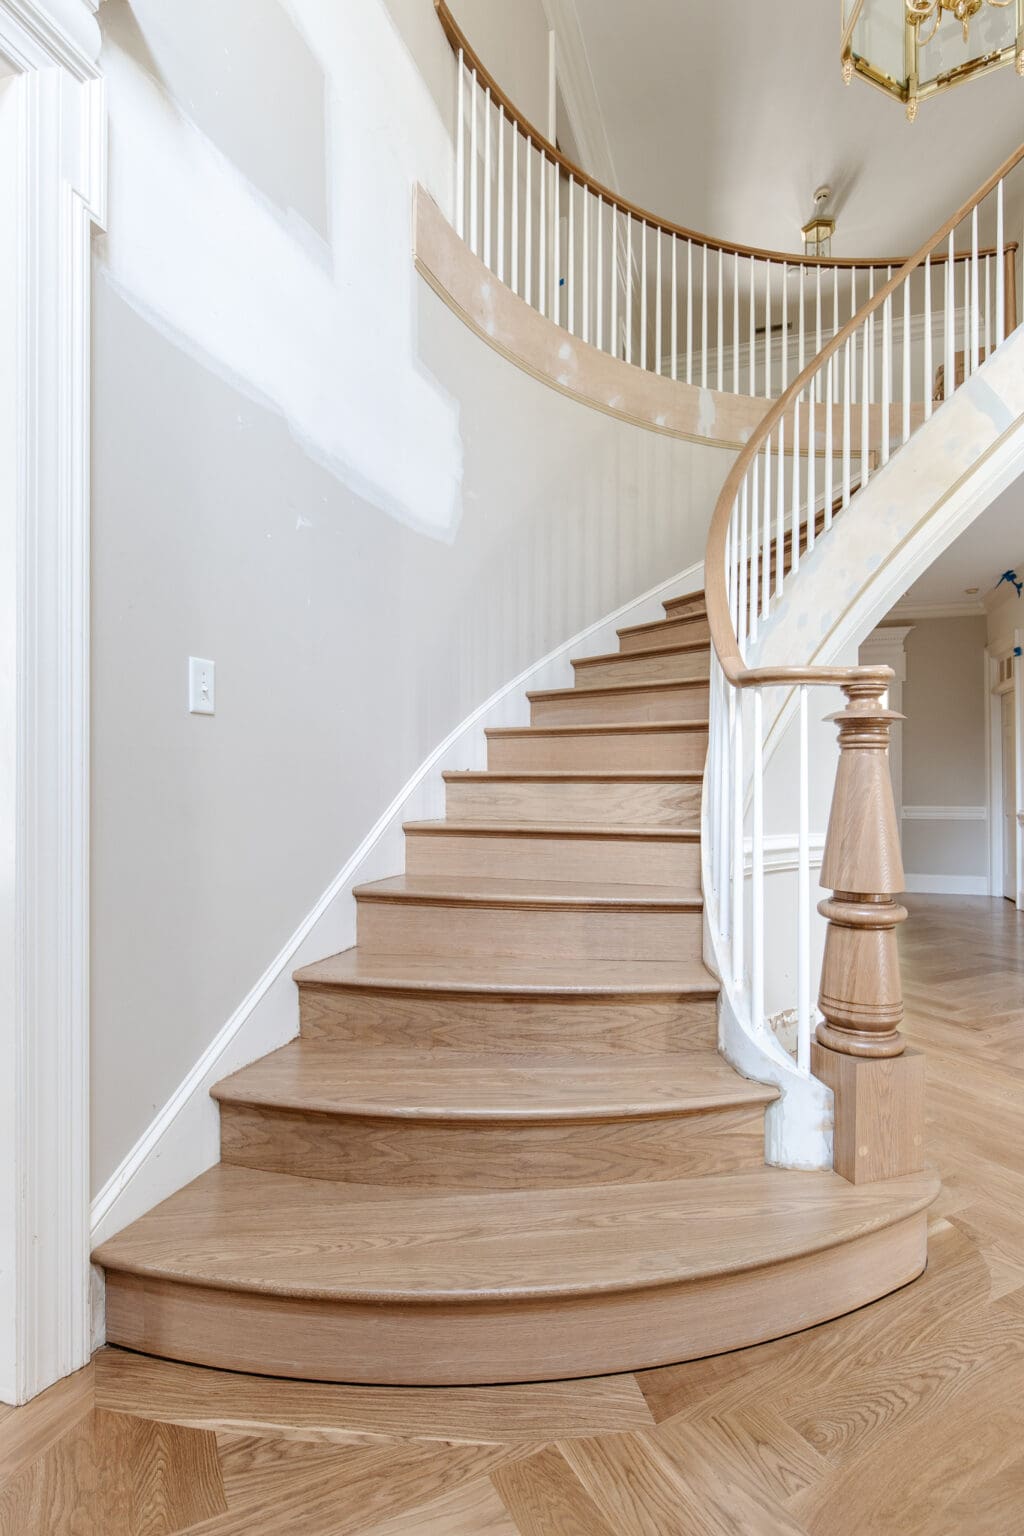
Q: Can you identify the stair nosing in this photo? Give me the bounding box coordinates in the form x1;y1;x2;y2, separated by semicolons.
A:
353;878;704;913
485;721;709;739
573;643;710;669
93;1164;943;1307
527;679;709;701
443;770;703;783
401;821;702;841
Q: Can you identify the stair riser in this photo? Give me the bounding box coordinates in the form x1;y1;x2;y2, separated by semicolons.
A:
357;900;702;962
530;686;709;726
404;830;701;887
618;617;710;652
218;1103;767;1192
486;731;707;772
574;650;709;687
102;1214;927;1385
662;594;706;619
445;780;701;826
298;987;718;1053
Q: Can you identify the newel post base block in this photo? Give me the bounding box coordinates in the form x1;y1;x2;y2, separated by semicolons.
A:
812;1042;926;1185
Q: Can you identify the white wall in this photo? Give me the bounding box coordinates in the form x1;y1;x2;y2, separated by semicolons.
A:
90;0;733;1201
446;0;551;133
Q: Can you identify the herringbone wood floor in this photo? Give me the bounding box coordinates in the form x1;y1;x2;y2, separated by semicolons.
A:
2;894;1022;1535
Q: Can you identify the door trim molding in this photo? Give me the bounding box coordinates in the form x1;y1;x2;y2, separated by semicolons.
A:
0;0;105;1405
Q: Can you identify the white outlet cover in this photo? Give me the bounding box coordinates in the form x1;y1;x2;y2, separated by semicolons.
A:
189;657;215;715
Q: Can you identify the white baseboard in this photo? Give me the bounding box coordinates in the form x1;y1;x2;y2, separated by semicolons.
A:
90;559;705;1256
903;873;990;896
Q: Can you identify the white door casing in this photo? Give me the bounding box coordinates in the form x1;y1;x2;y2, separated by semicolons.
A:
0;0;104;1406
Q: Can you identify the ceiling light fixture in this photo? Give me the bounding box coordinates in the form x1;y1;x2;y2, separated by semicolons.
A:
802;187;836;258
841;0;1024;119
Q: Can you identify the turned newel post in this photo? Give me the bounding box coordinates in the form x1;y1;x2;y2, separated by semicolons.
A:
811;675;925;1185
815;675;907;1059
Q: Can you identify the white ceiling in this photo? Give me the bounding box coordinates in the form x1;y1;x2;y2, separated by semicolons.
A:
894;476;1024;608
569;0;1024;259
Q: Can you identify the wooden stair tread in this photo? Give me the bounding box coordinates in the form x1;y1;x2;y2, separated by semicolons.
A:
402;820;701;841
211;1044;777;1120
353;874;703;910
527;679;708;702
574;641;709;666
93;1162;940;1304
294;949;718;997
486;721;709;737
442;770;703;782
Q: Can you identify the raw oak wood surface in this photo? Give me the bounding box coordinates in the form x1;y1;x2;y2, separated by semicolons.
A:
10;894;1024;1528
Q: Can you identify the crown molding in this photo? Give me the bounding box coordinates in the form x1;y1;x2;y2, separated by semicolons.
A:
887;600;986;620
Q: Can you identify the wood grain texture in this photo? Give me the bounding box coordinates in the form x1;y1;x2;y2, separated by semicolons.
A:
528;678;709;725
442;770;702;826
402;821;702;887
811;1042;925;1183
485;722;708;773
618;614;710;652
571;643;710;687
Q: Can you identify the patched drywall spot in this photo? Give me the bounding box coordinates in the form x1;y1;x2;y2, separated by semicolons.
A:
98;0;462;539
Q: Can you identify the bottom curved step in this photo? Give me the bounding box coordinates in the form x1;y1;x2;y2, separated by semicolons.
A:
95;1163;939;1385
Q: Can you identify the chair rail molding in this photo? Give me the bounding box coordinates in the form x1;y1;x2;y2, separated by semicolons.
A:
0;0;105;1405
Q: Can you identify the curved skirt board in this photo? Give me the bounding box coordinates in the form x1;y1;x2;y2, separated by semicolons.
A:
103;1213;927;1386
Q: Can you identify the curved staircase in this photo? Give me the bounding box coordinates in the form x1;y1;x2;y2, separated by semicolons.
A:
95;587;937;1385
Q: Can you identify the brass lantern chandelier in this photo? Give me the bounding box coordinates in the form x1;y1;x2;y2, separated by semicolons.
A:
841;0;1024;118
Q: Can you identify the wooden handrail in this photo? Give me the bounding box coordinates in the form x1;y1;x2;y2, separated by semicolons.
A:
435;0;1017;273
704;140;1024;691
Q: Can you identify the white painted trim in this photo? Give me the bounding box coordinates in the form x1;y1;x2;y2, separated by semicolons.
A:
743;832;826;875
901;804;988;820
90;561;707;1254
888;600;986;620
0;0;103;1407
903;873;990;895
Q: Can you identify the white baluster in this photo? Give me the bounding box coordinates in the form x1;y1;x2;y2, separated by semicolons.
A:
671;237;678;381
732;250;740;393
806;385;816;550
738;480;748;654
902;275;911;447
456;51;465;239
552;159;560;321
796;685;811;1075
641;222;648;370
655;228;662;374
762;440;771;618
511;126;519;295
824;356;834;530
731;686;744;987
751;689;765;1034
881;278;891;466
717;247;724;392
832;269;840;401
750;455;760;644
791;394;801;575
867;267;876;403
748;255;756;395
985;250;992;363
945;232;955;400
469;69;478;256
582;188;589;345
483;87;491;269
997;178;1006;347
596;197;603;351
782;262;789;390
842;338;852;507
701;243;709;390
923;253;933;420
538;147;546;319
849;267;858;406
861;317;871;487
815;266;822;398
524;138;532;304
971;205;980;375
765;261;772;399
798;264;806;375
497;108;505;283
686;239;693;384
567;177;575;335
626;211;633;363
611;207;618;358
775;421;785;600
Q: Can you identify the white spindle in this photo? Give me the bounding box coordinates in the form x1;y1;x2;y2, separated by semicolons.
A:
496;109;505;283
971;205;980;375
881;280;891;466
469;70;478;256
611;207;618;358
717;247;724;392
738;480;748;654
762;441;771;617
765;262;772;399
985;251;992;363
596;197;603;351
701;244;709;390
655;230;662;374
849;267;858;406
902;276;911;447
511;126;519;295
782;264;789;390
923;254;933;420
733;250;740;394
832;270;840;401
626;211;633;363
671;238;678;381
751;690;765;1034
731;691;744;985
842;339;852;507
796;686;811;1074
641;222;648;370
945;232;955;400
824;357;833;530
861;317;871;487
524;140;532;305
867;268;876;403
456;52;465;239
483;88;492;269
552;160;560;322
538;147;546;319
775;421;785;600
791;394;801;575
997;178;1006;347
582;189;590;345
815;267;822;400
687;240;694;384
798;265;806;375
806;387;816;550
750;455;759;644
567;177;575;335
748;255;756;395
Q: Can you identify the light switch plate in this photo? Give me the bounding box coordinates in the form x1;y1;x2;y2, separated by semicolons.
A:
189;657;215;715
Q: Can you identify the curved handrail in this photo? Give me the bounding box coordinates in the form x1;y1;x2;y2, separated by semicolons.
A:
704;139;1024;691
435;0;1010;273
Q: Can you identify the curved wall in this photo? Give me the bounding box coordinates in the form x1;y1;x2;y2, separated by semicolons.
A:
90;0;735;1209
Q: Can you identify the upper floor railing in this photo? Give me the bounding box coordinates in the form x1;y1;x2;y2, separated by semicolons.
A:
437;0;1019;404
703;142;1024;1088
